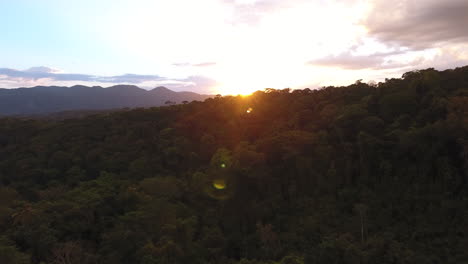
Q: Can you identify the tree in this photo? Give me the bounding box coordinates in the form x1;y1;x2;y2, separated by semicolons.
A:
0;236;29;264
256;223;281;259
51;241;95;264
354;203;368;243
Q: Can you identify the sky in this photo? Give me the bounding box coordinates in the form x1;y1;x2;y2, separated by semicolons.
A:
0;0;467;95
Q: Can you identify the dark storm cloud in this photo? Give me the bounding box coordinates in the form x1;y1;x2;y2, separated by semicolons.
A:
365;0;468;49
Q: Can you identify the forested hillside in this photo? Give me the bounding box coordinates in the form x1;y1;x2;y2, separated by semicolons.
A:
0;66;467;264
0;85;210;115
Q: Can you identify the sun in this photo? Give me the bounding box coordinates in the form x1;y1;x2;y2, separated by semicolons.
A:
214;82;256;96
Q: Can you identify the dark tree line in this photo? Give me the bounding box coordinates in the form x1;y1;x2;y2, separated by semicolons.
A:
0;66;467;263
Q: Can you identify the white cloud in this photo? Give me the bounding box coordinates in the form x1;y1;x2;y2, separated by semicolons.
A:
0;67;218;93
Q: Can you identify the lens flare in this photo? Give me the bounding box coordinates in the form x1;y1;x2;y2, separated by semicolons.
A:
246;107;253;113
213;179;226;190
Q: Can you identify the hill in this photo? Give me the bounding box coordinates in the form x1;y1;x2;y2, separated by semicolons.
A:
0;85;211;115
0;66;467;264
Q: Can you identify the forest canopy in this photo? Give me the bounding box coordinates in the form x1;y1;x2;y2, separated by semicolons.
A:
0;66;467;264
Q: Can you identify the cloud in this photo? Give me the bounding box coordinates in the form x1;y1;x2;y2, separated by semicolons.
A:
222;0;310;24
308;46;468;73
0;67;166;84
405;46;468;70
172;62;217;67
309;52;385;70
0;66;218;93
310;0;468;74
25;66;62;73
365;0;468;49
172;63;191;67
308;50;411;70
94;74;165;83
222;0;363;25
162;76;218;94
193;62;217;67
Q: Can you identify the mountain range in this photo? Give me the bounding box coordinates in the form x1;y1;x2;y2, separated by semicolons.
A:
0;85;211;115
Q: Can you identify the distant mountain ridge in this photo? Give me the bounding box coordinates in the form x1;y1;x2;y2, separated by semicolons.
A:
0;85;212;115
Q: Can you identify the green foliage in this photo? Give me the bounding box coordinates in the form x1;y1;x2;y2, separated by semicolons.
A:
0;236;29;264
0;66;467;263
